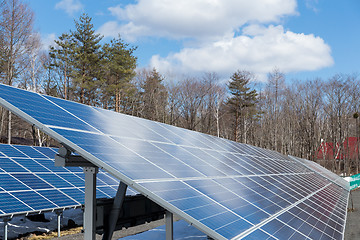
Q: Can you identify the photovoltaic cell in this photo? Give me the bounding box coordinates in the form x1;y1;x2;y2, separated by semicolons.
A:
0;144;132;217
0;84;350;239
290;155;349;189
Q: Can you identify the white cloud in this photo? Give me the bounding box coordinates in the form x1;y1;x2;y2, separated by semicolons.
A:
97;0;333;79
305;0;319;12
55;0;83;16
150;25;333;80
41;33;57;50
99;0;297;40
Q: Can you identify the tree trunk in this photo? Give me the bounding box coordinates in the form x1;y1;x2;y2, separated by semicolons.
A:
8;111;11;144
234;110;239;142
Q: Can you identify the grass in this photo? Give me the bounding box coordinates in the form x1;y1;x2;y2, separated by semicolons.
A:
27;227;83;239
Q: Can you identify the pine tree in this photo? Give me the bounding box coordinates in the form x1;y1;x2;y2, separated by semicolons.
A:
71;13;103;105
140;68;168;122
228;70;258;142
101;36;137;112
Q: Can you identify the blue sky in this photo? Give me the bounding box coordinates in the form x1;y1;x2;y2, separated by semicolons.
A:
29;0;360;82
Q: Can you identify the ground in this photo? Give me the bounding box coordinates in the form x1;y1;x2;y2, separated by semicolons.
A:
345;188;360;240
56;215;181;240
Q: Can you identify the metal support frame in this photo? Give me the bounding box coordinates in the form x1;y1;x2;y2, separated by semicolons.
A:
84;166;98;240
3;217;10;240
165;211;173;240
102;182;128;240
55;146;96;168
56;146;99;240
55;211;62;237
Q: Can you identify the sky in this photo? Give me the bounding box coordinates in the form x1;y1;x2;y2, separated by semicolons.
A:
28;0;360;82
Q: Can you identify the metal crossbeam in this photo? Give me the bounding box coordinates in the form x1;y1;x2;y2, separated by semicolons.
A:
55;146;96;167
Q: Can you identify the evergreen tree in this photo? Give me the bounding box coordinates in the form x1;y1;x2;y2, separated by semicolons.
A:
101;36;137;112
228;70;258;142
71;13;103;105
140;68;168;122
49;33;75;100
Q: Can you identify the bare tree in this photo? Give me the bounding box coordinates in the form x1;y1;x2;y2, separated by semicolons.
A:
137;68;168;122
0;0;35;144
266;68;286;151
323;74;352;174
20;32;44;91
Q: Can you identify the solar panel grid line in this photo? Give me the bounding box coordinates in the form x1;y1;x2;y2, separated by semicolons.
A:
190;175;295;224
284;174;323;196
45;100;187;149
53;125;214;181
235;182;333;239
4;191;36;212
135;148;306;236
150;121;229;152
294;158;341;183
10;172;82;207
16;145;49;159
163;145;261;179
40;95;106;136
295;196;346;238
289;155;349;190
51;113;298;182
280;198;343;238
150;179;259;231
244;156;293;175
0;191;81;218
0;144;126;217
310;197;347;223
134;172;316;185
167;172;328;238
49;116;291;170
147;143;215;179
261;220;303;240
2;145;83;194
49;121;269;171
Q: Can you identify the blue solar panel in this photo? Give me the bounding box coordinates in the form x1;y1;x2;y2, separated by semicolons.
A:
0;192;32;214
0;144;132;217
12;191;57;210
0;84;350;239
290;155;350;189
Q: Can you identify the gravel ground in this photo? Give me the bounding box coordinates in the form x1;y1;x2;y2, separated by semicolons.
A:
345;188;360;240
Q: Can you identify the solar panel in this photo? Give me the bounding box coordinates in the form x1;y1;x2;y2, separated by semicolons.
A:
290;155;349;189
0;144;136;217
0;84;349;239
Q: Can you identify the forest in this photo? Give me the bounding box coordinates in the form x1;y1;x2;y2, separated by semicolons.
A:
0;0;359;176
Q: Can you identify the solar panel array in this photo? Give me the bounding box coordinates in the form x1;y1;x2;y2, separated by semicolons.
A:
0;84;350;239
0;144;135;217
290;155;349;189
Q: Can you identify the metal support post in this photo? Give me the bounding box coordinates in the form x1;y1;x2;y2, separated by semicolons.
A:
56;211;62;237
165;211;173;240
102;181;128;240
84;166;98;240
3;217;10;240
